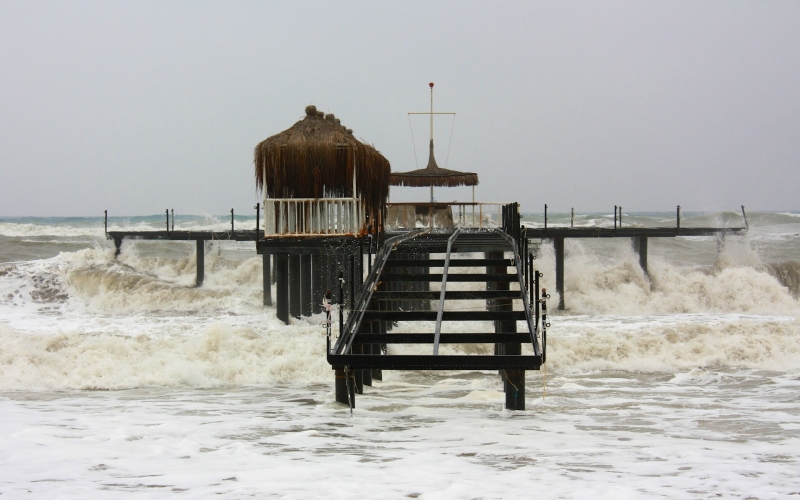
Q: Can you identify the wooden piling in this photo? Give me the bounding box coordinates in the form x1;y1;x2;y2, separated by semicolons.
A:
554;236;565;310
276;254;289;324
301;254;312;316
312;254;323;314
632;236;648;277
289;254;301;318
335;367;355;407
262;253;272;306
362;343;373;387
353;343;364;394
196;239;204;287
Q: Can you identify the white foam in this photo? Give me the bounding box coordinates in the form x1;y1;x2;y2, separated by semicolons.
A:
0;320;331;391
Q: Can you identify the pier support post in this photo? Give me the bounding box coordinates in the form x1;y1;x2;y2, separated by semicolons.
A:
353;343;364;394
276;254;289;324
196;239;205;287
485;251;502;315
262;254;272;306
114;237;123;257
554;236;565;310
371;292;383;382
361;320;373;387
311;254;323;314
486;250;506;358
301;254;312;317
335;367;355;407
289;254;301;318
319;254;329;300
363;344;373;387
632;236;648;277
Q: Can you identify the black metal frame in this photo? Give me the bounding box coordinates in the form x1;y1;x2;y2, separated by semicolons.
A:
327;202;547;373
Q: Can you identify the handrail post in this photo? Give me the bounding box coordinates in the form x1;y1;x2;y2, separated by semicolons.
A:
741;205;748;230
544;204;548;230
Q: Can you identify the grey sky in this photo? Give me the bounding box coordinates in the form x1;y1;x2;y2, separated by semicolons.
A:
1;1;798;216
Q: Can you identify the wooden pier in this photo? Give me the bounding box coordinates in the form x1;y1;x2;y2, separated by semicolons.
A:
104;203;747;411
101;104;748;411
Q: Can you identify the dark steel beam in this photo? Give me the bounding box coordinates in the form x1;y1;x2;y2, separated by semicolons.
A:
360;311;527;321
381;273;517;282
372;290;520;300
383;259;512;268
327;354;542;371
354;333;531;344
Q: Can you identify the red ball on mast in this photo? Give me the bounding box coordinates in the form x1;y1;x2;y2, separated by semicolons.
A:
429;82;434;88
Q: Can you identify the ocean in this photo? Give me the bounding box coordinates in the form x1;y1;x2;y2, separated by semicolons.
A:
1;211;799;498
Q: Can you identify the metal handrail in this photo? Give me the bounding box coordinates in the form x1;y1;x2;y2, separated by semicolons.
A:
332;228;428;355
433;228;462;355
494;227;541;357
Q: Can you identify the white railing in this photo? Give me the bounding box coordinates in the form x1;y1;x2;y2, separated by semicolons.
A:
385;202;503;230
263;198;364;236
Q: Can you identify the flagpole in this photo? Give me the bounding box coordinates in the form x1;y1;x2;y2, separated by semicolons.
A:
430;82;434;203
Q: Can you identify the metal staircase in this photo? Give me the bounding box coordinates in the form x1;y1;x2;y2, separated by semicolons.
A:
327;203;547;410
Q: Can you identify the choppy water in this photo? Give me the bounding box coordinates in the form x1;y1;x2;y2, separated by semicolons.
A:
1;212;799;498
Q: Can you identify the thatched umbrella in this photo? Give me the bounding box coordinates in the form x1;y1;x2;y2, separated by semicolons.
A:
389;138;478;189
254;105;391;226
389;83;478;201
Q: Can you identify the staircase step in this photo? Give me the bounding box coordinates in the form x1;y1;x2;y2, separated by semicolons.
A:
372;290;520;300
360;310;526;321
327;353;541;370
383;259;512;268
380;273;517;282
354;333;529;344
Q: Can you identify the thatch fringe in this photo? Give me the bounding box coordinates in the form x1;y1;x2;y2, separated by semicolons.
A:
389;139;478;187
254;105;391;225
390;171;479;187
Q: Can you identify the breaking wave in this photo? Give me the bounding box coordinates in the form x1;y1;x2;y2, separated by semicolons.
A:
1;224;799;390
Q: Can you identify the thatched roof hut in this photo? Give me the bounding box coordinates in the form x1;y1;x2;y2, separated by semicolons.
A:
254;105;391;223
389;139;478;187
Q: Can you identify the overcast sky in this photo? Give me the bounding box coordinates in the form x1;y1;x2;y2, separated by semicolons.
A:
1;1;798;216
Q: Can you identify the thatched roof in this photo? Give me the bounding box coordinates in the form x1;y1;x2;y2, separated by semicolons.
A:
389;139;478;187
254;105;391;221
